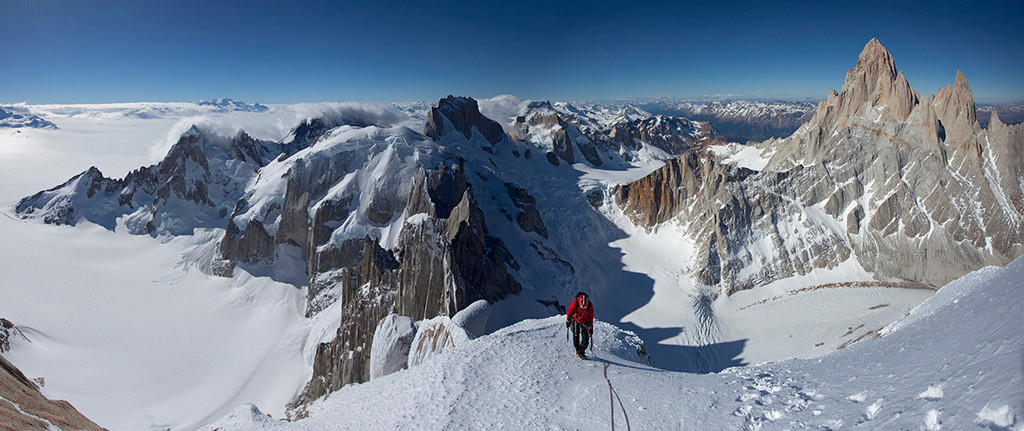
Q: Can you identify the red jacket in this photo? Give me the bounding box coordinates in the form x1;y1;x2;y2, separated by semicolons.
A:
566;295;594;328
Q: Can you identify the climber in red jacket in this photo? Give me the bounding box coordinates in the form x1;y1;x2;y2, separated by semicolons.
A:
566;292;594;359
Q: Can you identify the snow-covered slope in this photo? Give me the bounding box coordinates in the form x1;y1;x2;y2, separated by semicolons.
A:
3;50;1019;430
0;106;320;430
1;93;946;429
205;256;1024;430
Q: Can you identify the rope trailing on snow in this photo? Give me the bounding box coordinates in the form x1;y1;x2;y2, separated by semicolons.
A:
589;330;631;431
602;362;631;431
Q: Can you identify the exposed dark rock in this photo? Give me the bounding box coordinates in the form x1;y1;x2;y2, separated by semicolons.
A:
289;162;521;415
425;96;507;147
550;128;575;164
545;152;560;166
504;182;549;239
585;187;605;208
0;319;18;353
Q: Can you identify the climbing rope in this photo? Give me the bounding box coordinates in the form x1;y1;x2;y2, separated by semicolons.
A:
589;330;631;431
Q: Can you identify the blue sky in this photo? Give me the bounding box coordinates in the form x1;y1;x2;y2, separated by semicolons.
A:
2;0;1022;104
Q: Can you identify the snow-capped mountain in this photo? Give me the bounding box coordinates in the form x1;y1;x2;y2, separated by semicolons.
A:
637;99;816;142
4;38;1022;431
12;92;720;419
20;99;271;121
0;105;57;129
197;98;270;113
16;125;280;236
615;38;1024;296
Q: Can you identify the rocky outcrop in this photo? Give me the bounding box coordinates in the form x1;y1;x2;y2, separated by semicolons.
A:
425;95;507;147
289;164;522;414
609;115;718;154
510;101;612;166
616;39;1024;295
0;319;26;353
504;182;549;239
288;100;523;416
1;354;107;431
614;152;851;293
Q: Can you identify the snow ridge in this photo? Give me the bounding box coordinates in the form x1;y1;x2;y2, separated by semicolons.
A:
204;256;1024;430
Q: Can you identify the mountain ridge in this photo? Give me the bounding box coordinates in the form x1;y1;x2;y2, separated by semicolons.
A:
615;39;1024;295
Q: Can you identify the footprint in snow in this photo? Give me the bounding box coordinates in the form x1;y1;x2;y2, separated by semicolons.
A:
917;384;944;401
762;410;783;421
861;398;884;422
976;404;1016;430
847;392;867;403
923;409;941;431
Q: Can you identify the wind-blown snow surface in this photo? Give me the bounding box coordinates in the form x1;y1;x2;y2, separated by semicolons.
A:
0;104;328;430
0;99;999;430
209;257;1023;430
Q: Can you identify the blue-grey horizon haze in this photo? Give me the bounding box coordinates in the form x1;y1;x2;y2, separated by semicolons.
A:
2;0;1022;104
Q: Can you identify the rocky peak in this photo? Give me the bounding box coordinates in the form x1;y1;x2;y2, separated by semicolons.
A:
854;38;897;84
623;38;1024;296
425;95;507;146
934;70;978;127
833;38;919;124
281;117;333;156
990;109;1004;129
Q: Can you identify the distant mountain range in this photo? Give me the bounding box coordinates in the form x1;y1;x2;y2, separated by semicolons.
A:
197;98;270;113
0;106;57;129
9;39;1024;423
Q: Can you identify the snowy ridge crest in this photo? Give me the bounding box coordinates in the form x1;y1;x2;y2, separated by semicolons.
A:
205;256;1024;430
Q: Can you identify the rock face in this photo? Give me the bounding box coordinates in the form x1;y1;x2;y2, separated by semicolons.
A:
614;152;852;294
286;98;522;416
0;319;26;353
425;95;506;147
504;182;549;239
1;330;106;431
615;38;1024;295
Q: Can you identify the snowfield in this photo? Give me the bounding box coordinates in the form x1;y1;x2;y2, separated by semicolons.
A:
0;102;1019;430
205;256;1023;430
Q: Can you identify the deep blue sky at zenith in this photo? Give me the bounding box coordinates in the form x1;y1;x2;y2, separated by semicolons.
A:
2;0;1022;104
